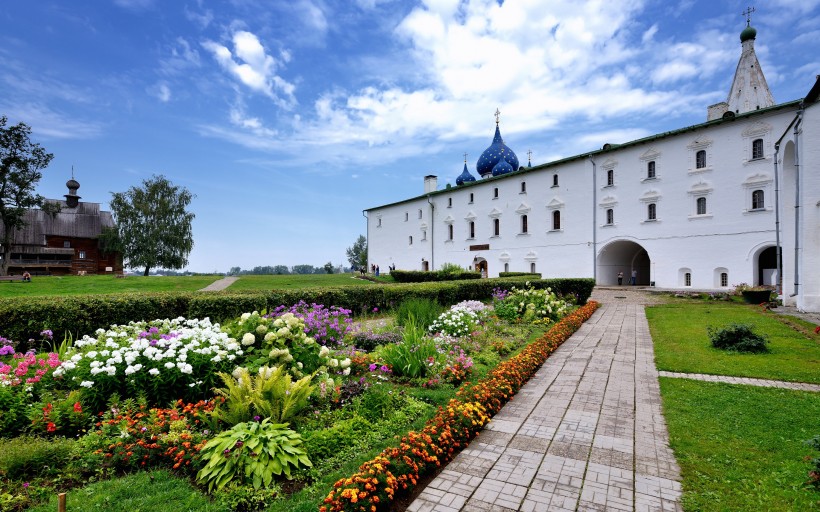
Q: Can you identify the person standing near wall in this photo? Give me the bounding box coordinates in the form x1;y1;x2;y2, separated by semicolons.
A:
617;271;623;285
631;269;637;285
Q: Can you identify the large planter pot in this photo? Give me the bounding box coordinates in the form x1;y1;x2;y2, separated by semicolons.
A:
741;290;772;304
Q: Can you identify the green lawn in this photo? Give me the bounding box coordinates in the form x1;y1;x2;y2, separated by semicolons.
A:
0;274;221;298
660;378;820;511
647;302;820;384
226;274;377;291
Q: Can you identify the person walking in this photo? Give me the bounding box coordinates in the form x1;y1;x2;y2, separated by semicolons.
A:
631;269;637;285
617;271;623;286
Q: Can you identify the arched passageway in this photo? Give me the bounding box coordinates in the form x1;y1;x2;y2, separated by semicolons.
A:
597;241;651;286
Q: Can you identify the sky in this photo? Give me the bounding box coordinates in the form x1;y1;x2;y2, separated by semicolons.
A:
2;0;818;273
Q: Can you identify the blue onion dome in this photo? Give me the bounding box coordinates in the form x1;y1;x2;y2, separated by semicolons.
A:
456;161;476;186
491;157;514;176
476;119;519;178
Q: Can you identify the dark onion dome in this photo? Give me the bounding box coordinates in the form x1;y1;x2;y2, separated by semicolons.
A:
66;178;80;192
456;162;476;185
491;157;514;176
740;25;757;42
476;124;519;178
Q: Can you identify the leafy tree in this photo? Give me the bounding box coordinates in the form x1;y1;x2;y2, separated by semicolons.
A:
323;261;334;274
107;174;195;276
291;264;316;275
272;265;289;275
228;266;242;276
0;117;56;276
346;235;367;271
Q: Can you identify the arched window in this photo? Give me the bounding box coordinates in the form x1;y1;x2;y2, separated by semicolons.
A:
720;272;728;287
493;187;499;198
422;230;427;241
520;182;527;193
493;218;500;236
521;215;528;233
696;150;706;169
469;193;474;203
606;169;614;186
377;218;382;227
418;209;422;219
530;262;536;273
469;221;475;238
447;198;452;208
448;224;453;240
696;197;707;215
685;272;692;287
504;262;509;272
552;210;561;230
648;203;657;220
752;189;764;210
404;212;408;221
408;236;413;245
606;208;614;225
552;174;558;187
752;138;764;159
647;161;656;179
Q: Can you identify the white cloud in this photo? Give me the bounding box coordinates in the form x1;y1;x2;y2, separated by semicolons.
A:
202;31;296;108
149;82;171;102
184;4;213;29
113;0;154;10
4;103;103;139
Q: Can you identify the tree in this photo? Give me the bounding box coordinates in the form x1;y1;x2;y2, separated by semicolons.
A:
228;266;242;276
291;264;316;275
346;235;367;271
0;117;56;276
107;174;195;276
323;261;334;274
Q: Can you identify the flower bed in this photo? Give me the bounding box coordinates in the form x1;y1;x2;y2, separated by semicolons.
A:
320;300;600;512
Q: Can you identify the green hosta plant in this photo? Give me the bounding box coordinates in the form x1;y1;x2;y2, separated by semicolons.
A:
196;419;311;491
211;365;316;425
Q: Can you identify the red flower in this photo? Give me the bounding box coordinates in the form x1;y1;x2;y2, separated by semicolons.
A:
46;422;56;433
73;402;83;413
814;325;820;334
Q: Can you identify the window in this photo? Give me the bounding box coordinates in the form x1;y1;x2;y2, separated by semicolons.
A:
520;182;526;193
521;215;528;234
504;263;509;272
493;188;499;198
404;212;408;222
408;236;413;245
752;189;764;210
684;272;692;287
63;241;71;248
469;221;475;238
448;224;454;240
447;198;452;208
606;208;614;225
493;218;500;236
552;210;561;230
647;161;656;179
530;262;536;273
696;197;707;215
752;138;764;159
377;218;382;227
647;203;657;221
606;169;614;186
696;150;706;169
720;272;728;287
552;174;558;187
79;250;86;259
469;193;474;203
418;209;422;219
422;230;427;241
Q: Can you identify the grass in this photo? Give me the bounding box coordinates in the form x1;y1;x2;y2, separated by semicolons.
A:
647;301;820;384
27;470;227;512
659;378;820;511
224;274;377;291
0;274;221;298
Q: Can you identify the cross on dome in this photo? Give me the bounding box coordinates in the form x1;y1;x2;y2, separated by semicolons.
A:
494;108;501;125
742;6;755;26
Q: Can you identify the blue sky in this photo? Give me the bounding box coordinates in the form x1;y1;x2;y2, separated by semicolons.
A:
2;0;818;273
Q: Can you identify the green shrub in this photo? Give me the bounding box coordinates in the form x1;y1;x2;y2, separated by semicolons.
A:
0;385;28;438
346;329;402;352
498;272;542;278
389;269;481;282
215;481;281;512
0;435;75;479
807;436;820;490
303;415;372;461
352;385;402;422
394;297;442;329
707;323;770;353
212;366;315;425
379;319;442;378
197;419;311;491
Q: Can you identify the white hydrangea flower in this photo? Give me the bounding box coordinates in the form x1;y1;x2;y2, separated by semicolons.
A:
242;333;256;346
149;368;160;376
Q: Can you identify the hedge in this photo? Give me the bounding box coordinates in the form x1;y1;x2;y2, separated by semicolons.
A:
0;278;595;344
497;272;542;278
389;270;481;283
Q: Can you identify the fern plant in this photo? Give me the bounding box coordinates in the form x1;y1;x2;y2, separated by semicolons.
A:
196;419;311;491
211;366;315;425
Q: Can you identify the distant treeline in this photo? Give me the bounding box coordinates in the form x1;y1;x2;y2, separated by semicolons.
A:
227;263;348;276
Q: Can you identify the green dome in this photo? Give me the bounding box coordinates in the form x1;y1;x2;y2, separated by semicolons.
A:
740;25;757;42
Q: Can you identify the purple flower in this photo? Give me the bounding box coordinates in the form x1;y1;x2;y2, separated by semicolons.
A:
234;441;244;447
149;339;158;346
40;330;53;339
23;482;30;489
253;415;261;422
368;363;378;371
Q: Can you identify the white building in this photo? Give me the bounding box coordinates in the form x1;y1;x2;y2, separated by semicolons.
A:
365;22;820;313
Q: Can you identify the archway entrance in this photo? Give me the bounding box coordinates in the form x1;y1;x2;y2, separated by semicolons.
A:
473;257;488;278
757;246;777;286
597;240;651;286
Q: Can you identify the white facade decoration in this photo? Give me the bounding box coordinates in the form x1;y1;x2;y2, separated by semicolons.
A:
364;25;820;312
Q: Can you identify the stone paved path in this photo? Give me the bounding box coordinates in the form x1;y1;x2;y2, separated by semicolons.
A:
659;371;820;392
409;296;682;512
198;276;238;291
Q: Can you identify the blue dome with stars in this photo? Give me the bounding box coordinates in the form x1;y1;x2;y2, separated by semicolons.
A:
491;158;514;176
476;122;519;178
456;162;476;185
